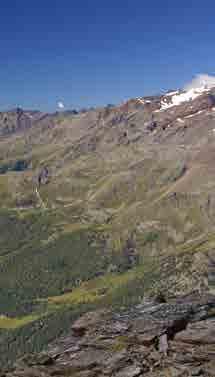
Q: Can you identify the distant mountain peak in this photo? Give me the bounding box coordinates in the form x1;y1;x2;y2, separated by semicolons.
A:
160;84;215;110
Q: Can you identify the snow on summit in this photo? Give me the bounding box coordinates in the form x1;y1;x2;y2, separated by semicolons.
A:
161;87;208;110
161;74;215;110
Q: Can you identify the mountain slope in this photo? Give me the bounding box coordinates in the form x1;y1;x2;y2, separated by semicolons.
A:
0;85;215;366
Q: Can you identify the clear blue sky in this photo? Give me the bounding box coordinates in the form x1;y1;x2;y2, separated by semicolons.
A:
0;0;215;111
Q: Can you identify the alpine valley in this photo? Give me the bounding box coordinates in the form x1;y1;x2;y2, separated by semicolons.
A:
0;83;215;375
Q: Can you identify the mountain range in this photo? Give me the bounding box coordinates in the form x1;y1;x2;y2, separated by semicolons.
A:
0;83;215;369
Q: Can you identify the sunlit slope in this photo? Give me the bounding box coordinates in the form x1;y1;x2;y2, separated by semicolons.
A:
0;89;215;365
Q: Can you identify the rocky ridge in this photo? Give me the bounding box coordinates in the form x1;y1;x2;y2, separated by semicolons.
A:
5;292;215;377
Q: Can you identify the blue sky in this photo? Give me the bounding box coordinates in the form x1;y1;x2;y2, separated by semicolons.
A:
0;0;215;111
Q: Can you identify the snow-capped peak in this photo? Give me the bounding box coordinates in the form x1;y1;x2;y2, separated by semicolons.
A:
165;90;179;97
161;85;210;110
160;74;215;111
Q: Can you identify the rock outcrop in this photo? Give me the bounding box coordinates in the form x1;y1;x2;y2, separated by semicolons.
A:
4;292;215;377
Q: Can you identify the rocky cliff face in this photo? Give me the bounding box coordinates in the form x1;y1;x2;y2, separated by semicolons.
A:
5;292;215;377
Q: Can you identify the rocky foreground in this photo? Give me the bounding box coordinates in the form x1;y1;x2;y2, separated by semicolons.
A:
4;292;215;377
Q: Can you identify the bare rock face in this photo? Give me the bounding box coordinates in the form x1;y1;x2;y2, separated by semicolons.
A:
174;319;215;344
154;93;215;130
71;309;109;337
4;292;215;377
0;108;41;136
37;166;49;185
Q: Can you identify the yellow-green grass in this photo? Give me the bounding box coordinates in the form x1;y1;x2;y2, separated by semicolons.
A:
0;314;39;329
45;267;145;307
176;232;215;255
0;175;10;203
0;268;145;331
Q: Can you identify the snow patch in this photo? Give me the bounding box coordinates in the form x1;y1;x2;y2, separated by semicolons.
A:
161;86;209;110
160;74;215;111
177;118;184;123
136;98;145;105
166;90;179;97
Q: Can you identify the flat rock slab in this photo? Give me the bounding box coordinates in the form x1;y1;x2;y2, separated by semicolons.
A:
114;365;142;377
174;319;215;344
58;348;108;370
71;309;109;337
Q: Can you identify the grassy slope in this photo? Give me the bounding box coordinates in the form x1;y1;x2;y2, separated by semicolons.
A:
0;112;215;367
